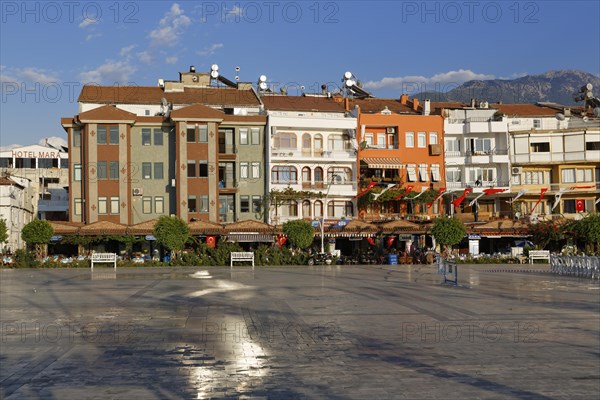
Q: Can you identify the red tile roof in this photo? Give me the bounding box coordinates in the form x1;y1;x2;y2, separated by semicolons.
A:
78;105;137;121
492;104;558;117
261;95;346;112
222;219;276;233
170;104;225;120
78;85;261;107
350;98;418;114
0;176;23;188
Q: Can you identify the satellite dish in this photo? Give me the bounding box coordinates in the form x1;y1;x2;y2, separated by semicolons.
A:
345;79;355;88
344;71;352;79
211;64;219;71
259;75;267;82
235;76;239;81
594;107;600;117
300;85;305;91
581;83;593;92
235;66;240;71
259;81;267;90
555;113;565;121
210;70;219;79
583;116;589;122
356;80;363;88
280;87;287;95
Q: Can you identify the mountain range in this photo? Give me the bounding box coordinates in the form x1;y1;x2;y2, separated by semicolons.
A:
414;70;600;105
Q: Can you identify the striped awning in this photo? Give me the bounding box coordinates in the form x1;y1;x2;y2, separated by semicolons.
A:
226;234;274;243
361;157;403;169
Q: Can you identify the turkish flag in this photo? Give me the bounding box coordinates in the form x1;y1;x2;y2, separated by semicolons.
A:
393;185;415;200
386;235;396;247
206;236;216;248
367;237;376;246
277;234;287;247
452;188;473;207
354;181;378;199
576;199;585;212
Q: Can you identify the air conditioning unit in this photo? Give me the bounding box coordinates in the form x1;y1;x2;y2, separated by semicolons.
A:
429;144;442;156
386;127;396;133
511;166;523;175
133;188;143;196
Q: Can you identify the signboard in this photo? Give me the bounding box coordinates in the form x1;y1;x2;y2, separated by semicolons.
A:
468;234;481;240
11;150;60;159
50;235;62;242
311;220;320;228
145;235;156;241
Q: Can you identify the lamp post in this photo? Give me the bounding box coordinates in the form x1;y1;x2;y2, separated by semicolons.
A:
318;174;340;254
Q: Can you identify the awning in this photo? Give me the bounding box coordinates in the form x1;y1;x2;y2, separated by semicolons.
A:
226;234;274;243
361;157;403;169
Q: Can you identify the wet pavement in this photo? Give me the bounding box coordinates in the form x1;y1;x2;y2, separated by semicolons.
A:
1;264;599;399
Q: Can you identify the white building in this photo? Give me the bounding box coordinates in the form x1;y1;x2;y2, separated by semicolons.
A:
262;95;358;225
0;176;36;252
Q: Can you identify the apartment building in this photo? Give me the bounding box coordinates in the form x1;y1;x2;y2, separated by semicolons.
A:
61;66;266;227
262;94;358;225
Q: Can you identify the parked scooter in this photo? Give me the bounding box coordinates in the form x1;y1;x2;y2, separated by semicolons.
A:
307;252;333;266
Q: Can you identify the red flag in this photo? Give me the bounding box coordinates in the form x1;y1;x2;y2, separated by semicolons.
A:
531;188;548;213
386;235;396;247
452;188;473;207
277;234;288;247
427;187;446;208
354;181;377;199
575;199;585;212
483;188;507;195
206;236;216;248
570;185;595;190
366;237;376;246
393;185;414;200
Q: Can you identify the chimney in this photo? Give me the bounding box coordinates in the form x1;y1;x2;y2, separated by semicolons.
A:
413;98;420;111
321;84;327;95
190;65;195;73
400;94;409;105
470;98;476;108
423;99;431;116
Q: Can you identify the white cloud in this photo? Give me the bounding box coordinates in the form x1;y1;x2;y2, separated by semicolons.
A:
79;60;137;84
120;45;136;57
149;3;191;47
39;136;68;149
79;17;99;28
0;66;59;84
85;33;102;41
165;56;178;64
363;69;496;92
0;143;22;152
137;51;154;64
198;43;223;57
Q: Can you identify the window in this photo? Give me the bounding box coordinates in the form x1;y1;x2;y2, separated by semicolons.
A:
198;161;208;177
241;195;250;212
142;197;152;214
98;197;107;214
74;199;82;215
142;129;151;146
302;200;311;217
407;164;417;182
198;125;208;142
314;167;323;184
482;168;494;182
431;164;441;182
302;133;311;153
563;200;576;213
576;168;593;182
240;128;249;145
418;164;428;181
188;196;197;213
154;128;163;145
387;134;397;149
561;168;576;183
345;201;354;217
251;128;260;145
199;195;209;213
97;126;107;144
109;126;119;144
328;167;351;183
251;162;260;179
328;134;347;151
142;162;152;179
314;200;323;217
302;167;311;184
286;201;298;217
533;119;541;128
271;166;297;183
467;138;492;153
445;139;460;152
110;197;119;214
252;196;261;213
240;162;249;179
531;142;550;152
273;132;297;149
154;197;164;214
187;161;196;178
365;133;374;147
586;141;600;150
154;162;164;180
447;169;461;182
314;134;323;151
97;161;107;180
405;132;414;148
73;129;81;147
327;201;336;217
417;132;426;148
429;132;438;145
187;128;196;142
74;164;81;181
110;161;119;180
523;171;545;185
376;133;386;149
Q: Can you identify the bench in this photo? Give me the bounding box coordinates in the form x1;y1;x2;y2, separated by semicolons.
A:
529;250;550;264
230;252;254;269
90;253;117;269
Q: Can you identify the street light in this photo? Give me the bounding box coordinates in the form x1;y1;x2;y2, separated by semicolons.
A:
317;174;340;254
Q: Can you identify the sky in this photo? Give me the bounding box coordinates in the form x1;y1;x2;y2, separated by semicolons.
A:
1;0;599;148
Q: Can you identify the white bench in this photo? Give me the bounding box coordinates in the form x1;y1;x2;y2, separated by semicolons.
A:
230;252;254;269
529;250;550;264
90;253;117;269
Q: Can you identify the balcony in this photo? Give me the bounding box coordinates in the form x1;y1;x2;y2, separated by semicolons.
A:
219;212;237;223
446;180;511;190
218;179;238;190
271;148;354;160
37;199;69;212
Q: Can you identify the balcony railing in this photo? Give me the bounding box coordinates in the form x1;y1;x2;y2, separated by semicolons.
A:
218;145;237;154
511;150;600;164
445;149;509;157
446;180;511;189
271;149;354;159
218;179;238;189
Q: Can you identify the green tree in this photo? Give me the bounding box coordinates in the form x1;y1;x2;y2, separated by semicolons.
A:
21;219;54;260
431;216;466;255
153;215;189;260
282;219;315;250
528;220;562;250
563;214;600;255
0;218;8;249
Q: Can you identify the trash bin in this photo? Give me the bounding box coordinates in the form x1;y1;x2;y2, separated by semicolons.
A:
163;255;170;263
388;254;398;265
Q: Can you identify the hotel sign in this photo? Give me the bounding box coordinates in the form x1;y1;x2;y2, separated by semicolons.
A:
11;150;59;159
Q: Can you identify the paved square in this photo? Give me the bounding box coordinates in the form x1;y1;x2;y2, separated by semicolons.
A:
1;265;599;399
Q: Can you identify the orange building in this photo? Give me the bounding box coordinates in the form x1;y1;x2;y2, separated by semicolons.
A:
350;94;445;219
